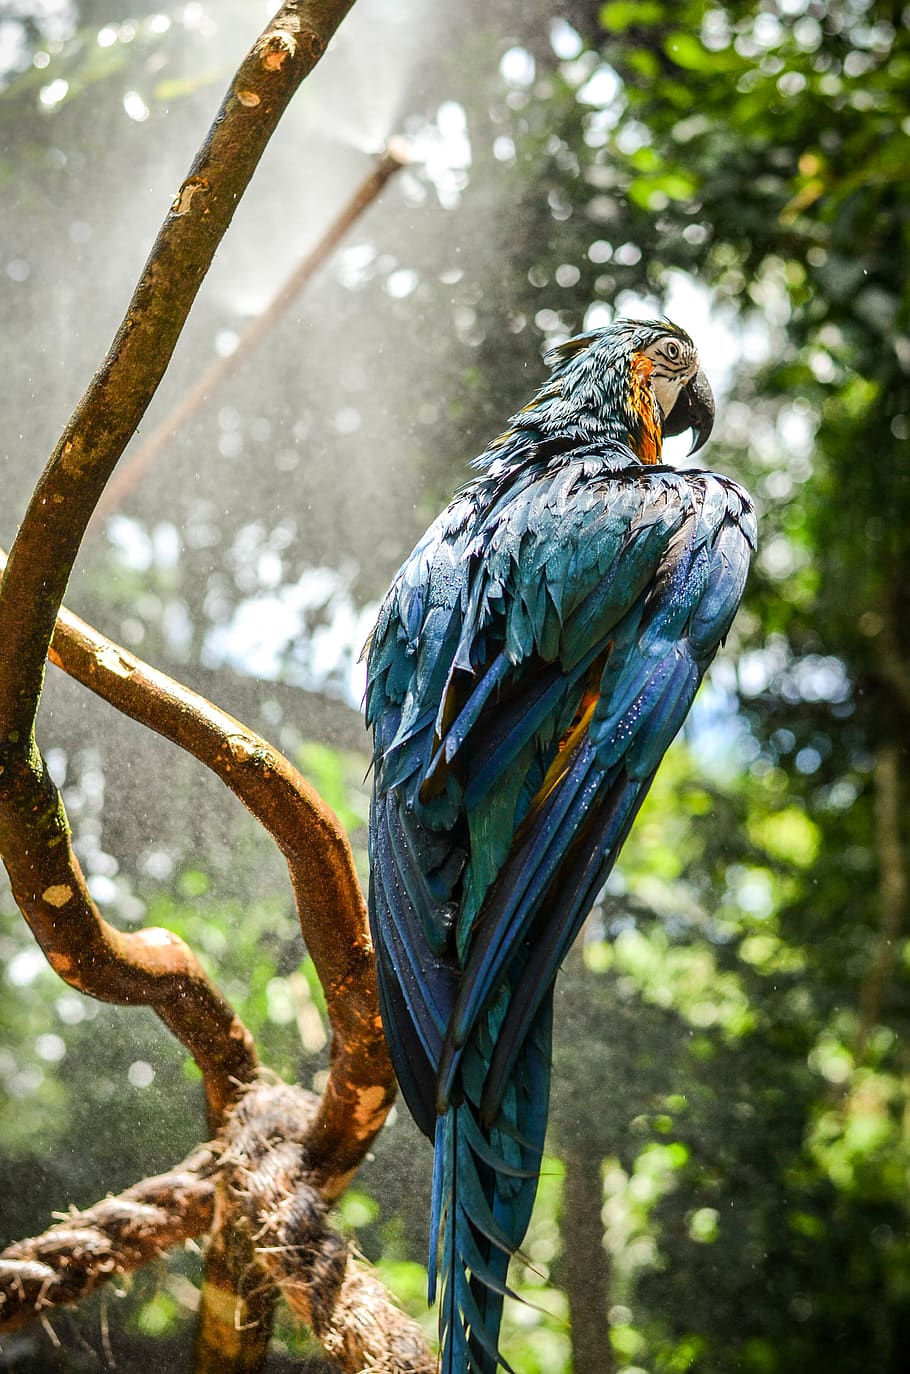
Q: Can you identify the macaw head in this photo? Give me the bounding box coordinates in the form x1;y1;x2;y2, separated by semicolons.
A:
540;318;716;463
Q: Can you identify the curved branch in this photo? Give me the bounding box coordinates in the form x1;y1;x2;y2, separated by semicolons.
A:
49;597;395;1192
0;547;396;1192
0;3;395;1363
0;802;258;1124
0;0;357;1130
0;552;257;1121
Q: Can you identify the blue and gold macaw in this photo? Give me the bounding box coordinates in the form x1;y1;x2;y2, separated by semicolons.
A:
365;319;756;1372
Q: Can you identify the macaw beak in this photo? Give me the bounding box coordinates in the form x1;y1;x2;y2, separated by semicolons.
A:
663;366;715;455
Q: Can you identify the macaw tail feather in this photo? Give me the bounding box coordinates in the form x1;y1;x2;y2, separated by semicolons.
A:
430;994;554;1373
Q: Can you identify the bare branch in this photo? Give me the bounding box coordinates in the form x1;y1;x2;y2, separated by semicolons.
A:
95;143;407;524
0;4;403;1359
0;553;258;1119
0;826;256;1123
0;0;356;739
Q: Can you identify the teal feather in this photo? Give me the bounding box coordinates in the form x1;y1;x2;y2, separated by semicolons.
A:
366;319;756;1371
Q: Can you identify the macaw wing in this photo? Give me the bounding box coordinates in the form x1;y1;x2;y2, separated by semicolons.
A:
369;788;460;1135
367;454;679;1131
429;459;692;807
435;470;756;1118
367;498;480;1135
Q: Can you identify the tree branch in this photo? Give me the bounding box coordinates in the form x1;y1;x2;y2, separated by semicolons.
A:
0;0;356;740
0;5;401;1362
54;569;392;1191
0;0;359;1128
0;547;396;1191
0;549;257;1121
220;1083;434;1372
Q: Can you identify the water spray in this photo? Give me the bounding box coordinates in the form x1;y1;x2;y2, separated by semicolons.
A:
93;140;410;524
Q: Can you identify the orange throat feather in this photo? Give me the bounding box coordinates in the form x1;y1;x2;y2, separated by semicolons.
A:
629;352;662;464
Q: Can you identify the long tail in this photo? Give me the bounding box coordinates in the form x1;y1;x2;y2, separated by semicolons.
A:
430;994;554;1373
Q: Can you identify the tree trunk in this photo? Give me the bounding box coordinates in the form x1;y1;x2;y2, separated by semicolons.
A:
562;1143;614;1374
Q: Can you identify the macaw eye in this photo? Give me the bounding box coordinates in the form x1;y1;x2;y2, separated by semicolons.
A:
664;340;681;362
